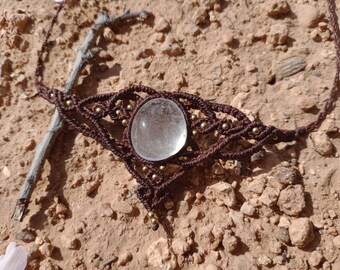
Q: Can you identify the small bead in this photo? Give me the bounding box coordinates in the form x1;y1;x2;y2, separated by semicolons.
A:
214;131;219;137
49;93;54;99
66;100;73;106
159;165;165;171
252;127;260;135
122;119;128;125
116;109;122;115
200;122;207;128
152;174;157;180
222;123;228;130
147;211;154;218
273;135;278;141
127;104;133;110
191;114;197;120
116;100;122;105
152;223;159;231
142;166;148;172
151;218;158;224
95;107;102;113
192;130;197;136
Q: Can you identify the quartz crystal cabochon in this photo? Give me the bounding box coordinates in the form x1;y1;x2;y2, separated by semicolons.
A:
130;98;188;161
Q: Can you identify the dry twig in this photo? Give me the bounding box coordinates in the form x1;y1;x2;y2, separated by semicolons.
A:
12;6;150;221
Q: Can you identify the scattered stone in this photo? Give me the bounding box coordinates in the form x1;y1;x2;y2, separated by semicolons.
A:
240;202;256;216
111;201;133;215
192;8;209;25
277;185;306;216
333;235;340;248
100;203;115;218
308;251;323;267
278;216;290;228
183;23;201;37
39;242;54;257
55;203;68;215
0;57;13;78
15;228;36;243
258;255;272;267
154;17;170;32
268;23;289;45
267;1;291;17
2;166;11;178
118;252;133;266
66;237;80;250
131;48;154;60
147;238;177;270
272;166;297;187
171;238;191;255
248;177;266;194
289;218;314;247
296;4;322;28
102;27;116;42
222;232;239;253
210;182;237;207
85;181;101;196
193;253;204;264
310;132;334;156
270;242;282;254
223;29;236;46
259;187;280;206
24;138;36;151
276;56;307;80
160;37;183;57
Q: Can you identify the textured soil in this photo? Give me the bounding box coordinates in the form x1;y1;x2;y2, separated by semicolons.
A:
1;0;340;269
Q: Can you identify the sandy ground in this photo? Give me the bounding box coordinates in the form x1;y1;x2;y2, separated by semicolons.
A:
1;0;340;269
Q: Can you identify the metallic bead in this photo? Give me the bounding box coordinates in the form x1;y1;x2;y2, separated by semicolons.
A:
159;165;165;171
214;131;219;137
66;100;73;106
122;119;128;125
252;127;260;135
151;218;158;224
116;109;122;115
115;100;122;105
95;107;102;113
190;114;197;120
49;93;54;99
222;123;228;130
192;130;197;136
147;211;154;218
200;122;207;128
273;135;278;141
127;104;133;110
142;166;148;172
152;174;157;180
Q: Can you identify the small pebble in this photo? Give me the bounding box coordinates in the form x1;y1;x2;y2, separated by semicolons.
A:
289;218;314;247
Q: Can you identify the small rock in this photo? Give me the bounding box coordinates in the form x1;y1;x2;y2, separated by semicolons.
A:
222;29;236;46
24;139;36;151
100;203;114;218
289;218;314;247
277;185;306;216
308;251;323;267
161;37;183;57
55;203;68;215
210;182;237;207
258;255;272;267
270;242;282;254
222;232;239;253
204;264;221;270
333;235;340;248
171;238;191;255
118;252;133;266
276;56;307;80
272;166;297;187
268;23;289;45
131;48;154;60
248;177;266;194
66;238;80;250
245;63;257;73
296;4;322;28
183;23;201;37
240;202;256;216
193;253;204;264
2;166;11;178
102;27;116;42
111;201;133;215
154;17;170;32
278;216;290;228
310;132;334;156
192;8;209;25
147;238;177;270
0;57;13;77
39;242;54;257
15;228;36;243
267;1;291;17
259;187;280;206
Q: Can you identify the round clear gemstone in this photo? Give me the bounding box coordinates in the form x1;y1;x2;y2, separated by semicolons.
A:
130;98;187;161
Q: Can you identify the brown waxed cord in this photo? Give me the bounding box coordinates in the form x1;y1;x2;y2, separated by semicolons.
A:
35;1;340;228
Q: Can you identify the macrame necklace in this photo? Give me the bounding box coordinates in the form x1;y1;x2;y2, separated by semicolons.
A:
35;1;340;231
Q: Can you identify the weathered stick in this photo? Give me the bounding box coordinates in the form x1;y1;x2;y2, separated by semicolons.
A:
11;6;150;221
